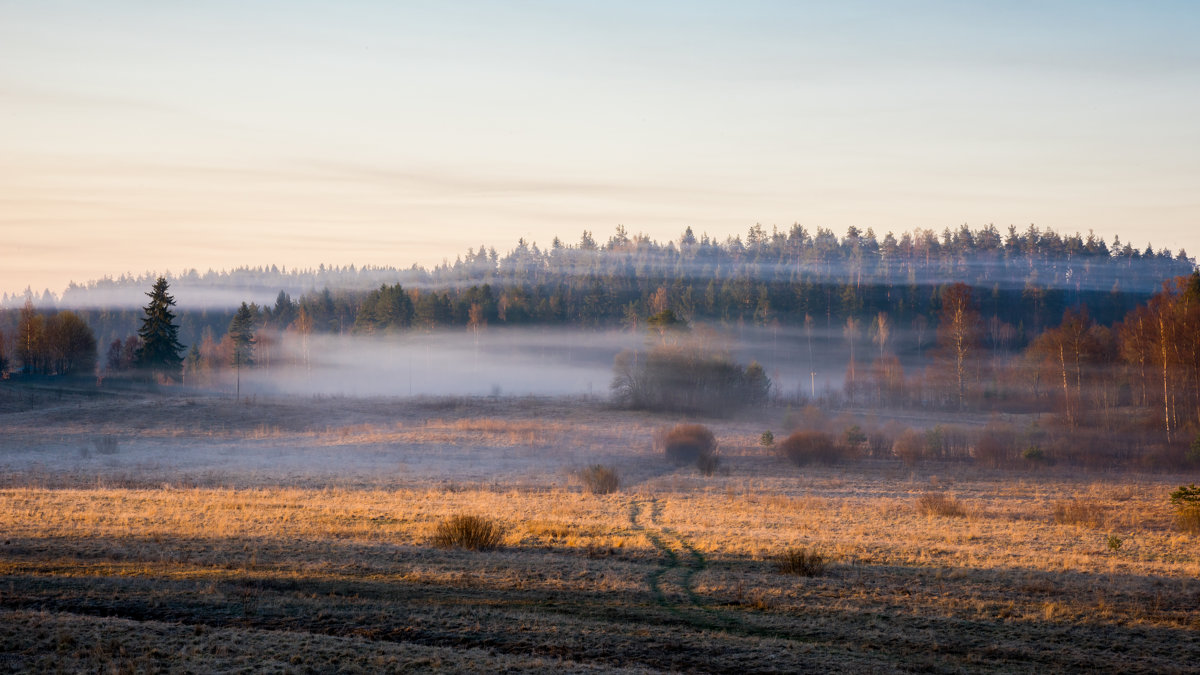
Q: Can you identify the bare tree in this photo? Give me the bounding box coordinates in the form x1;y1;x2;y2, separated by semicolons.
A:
936;283;981;410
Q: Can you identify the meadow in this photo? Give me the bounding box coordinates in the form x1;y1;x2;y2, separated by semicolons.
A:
1;389;1198;672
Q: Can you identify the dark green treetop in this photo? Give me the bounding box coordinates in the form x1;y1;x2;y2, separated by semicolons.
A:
135;277;184;380
228;302;257;367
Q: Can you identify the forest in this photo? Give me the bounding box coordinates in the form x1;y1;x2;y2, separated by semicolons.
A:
1;223;1198;466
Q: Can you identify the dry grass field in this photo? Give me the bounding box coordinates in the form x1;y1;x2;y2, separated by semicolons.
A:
2;390;1199;672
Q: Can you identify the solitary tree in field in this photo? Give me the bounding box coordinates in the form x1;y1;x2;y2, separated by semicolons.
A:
135;278;184;381
228;302;257;399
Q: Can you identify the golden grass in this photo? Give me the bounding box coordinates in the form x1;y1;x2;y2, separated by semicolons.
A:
1052;499;1107;528
916;491;968;518
2;395;1199;671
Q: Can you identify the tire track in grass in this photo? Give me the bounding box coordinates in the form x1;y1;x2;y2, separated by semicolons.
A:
628;498;675;610
630;496;746;634
632;497;829;644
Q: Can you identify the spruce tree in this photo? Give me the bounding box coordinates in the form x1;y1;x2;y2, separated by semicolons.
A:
228;302;257;399
135;277;184;380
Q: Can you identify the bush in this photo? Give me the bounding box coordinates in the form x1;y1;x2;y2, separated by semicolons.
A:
574;464;620;494
431;514;506;550
973;424;1018;468
916;492;966;518
759;430;775;448
1022;445;1047;463
778;430;840;466
892;429;926;465
1170;484;1200;534
843;425;867;448
1052;500;1105;528
611;345;771;414
661;424;717;465
865;431;893;459
696;452;721;477
776;547;827;577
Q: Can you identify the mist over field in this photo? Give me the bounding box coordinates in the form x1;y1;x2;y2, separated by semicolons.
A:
197;325;874;399
244;329;638;398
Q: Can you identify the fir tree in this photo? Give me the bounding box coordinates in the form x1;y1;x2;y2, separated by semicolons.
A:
228;302;257;399
135;277;184;380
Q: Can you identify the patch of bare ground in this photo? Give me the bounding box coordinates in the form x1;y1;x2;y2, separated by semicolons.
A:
1;394;1199;671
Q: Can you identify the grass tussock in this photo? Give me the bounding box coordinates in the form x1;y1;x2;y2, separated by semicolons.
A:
776;547;828;577
916;492;967;518
1175;506;1200;534
431;514;506;550
573;464;620;494
1052;500;1106;528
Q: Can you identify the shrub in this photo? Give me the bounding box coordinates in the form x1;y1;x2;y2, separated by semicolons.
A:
973;424;1018;468
1022;445;1047;463
759;430;775;448
843;425;867;448
1169;484;1200;534
778;430;840;466
916;492;966;518
1106;534;1123;552
431;514;506;550
892;429;926;465
865;431;893;459
1169;484;1200;506
696;452;721;477
661;424;717;465
1051;500;1105;528
574;464;620;494
776;547;827;577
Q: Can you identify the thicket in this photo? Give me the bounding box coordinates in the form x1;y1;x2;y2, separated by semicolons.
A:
778;430;843;466
612;346;770;415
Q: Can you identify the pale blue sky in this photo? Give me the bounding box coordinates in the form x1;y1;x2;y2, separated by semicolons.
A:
2;1;1197;296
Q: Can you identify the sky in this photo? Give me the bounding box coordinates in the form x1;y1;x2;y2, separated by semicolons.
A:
2;1;1198;298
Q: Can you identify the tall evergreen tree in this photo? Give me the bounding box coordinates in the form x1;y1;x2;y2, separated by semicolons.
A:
135;277;184;380
228;302;256;399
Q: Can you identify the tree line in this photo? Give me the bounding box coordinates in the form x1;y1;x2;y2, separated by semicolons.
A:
0;226;1196;443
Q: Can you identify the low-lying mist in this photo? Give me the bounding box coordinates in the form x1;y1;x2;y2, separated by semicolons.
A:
207;325;871;399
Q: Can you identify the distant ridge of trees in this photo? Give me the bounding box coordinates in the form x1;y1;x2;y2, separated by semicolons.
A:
0;224;1195;375
6;223;1194;311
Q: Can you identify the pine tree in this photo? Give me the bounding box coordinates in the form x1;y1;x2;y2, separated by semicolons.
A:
228;302;257;399
135;277;184;381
